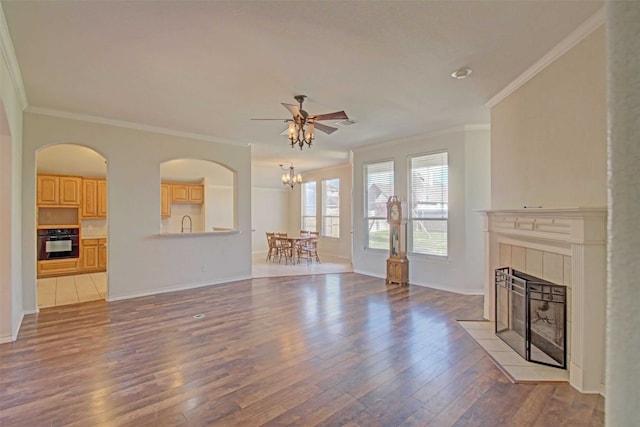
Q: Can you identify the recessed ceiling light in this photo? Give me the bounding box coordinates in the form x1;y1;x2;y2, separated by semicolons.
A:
451;67;473;79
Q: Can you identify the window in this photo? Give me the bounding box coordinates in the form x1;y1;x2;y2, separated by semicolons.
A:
364;160;394;249
409;152;448;256
301;182;316;231
322;178;340;238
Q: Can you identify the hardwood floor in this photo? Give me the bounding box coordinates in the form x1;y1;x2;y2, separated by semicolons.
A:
0;273;604;426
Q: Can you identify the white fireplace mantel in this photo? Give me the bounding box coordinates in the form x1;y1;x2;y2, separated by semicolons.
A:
479;207;607;394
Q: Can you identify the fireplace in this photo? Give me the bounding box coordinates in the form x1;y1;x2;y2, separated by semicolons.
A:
495;267;567;368
480;208;606;394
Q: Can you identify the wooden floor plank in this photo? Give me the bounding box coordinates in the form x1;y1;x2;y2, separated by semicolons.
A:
0;273;604;426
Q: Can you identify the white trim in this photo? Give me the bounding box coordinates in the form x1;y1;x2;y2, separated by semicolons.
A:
0;311;24;343
353;268;481;295
0;3;28;109
251;186;291;192
26;106;248;147
352;123;490;153
106;275;251;302
486;7;605;108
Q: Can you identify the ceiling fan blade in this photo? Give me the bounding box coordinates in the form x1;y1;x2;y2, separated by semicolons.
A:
311;111;349;121
281;103;300;117
313;122;339;135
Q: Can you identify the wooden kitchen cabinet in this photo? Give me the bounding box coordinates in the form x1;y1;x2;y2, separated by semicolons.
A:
37;175;59;205
37;175;82;206
97;180;107;217
82;179;107;218
81;238;107;272
161;184;171;218
98;238;107;269
188;185;204;203
170;183;204;204
37;259;80;277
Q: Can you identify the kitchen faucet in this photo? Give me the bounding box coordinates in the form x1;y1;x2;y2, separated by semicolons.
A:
181;215;192;233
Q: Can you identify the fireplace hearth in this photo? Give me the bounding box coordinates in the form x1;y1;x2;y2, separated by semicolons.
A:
495;267;567;369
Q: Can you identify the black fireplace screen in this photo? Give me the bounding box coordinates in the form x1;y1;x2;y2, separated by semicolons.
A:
495;267;567;369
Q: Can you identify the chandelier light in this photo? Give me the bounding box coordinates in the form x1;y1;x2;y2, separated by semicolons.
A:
288;95;315;150
280;164;303;189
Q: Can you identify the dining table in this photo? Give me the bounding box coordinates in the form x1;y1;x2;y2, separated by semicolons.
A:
276;235;314;264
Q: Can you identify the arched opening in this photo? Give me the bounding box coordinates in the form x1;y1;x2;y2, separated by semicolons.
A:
160;158;236;233
0;100;14;341
36;144;108;308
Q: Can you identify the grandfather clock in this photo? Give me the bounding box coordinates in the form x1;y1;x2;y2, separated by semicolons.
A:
386;196;409;286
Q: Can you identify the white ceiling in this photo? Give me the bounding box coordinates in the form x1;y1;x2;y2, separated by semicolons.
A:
3;0;603;173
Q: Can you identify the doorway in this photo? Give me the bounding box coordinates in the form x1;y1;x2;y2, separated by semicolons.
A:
36;144;108;308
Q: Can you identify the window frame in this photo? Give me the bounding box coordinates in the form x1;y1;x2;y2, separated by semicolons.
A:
321;178;340;238
407;150;449;258
363;159;395;251
301;181;317;232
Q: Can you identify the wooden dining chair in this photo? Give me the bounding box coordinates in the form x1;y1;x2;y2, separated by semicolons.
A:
298;237;320;264
266;232;278;262
275;233;294;264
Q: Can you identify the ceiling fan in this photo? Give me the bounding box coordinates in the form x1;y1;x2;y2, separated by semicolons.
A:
252;95;349;149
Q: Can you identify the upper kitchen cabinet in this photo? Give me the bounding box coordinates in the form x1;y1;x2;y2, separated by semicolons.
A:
170;183;204;204
82;178;107;218
37;175;82;206
161;184;171;218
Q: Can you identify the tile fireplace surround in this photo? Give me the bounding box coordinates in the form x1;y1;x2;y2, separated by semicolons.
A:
479;208;607;395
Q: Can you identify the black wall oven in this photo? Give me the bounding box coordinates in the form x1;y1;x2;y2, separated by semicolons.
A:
37;228;80;260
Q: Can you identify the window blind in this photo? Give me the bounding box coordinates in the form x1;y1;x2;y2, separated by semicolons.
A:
409;152;448;256
364;160;394;249
301;182;316;232
322;178;340;238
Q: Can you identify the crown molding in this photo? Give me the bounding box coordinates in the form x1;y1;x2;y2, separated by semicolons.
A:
486;7;605;108
352;123;490;153
0;3;28;109
26;106;247;147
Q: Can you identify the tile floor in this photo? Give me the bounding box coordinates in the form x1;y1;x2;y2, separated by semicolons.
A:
458;320;569;383
37;272;107;308
252;252;353;278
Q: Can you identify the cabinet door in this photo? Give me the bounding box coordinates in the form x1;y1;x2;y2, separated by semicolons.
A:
161;184;171;218
59;177;82;206
98;239;107;269
82;244;99;270
97;180;107;217
171;184;189;203
38;259;79;277
37;175;59;205
82;179;98;217
189;185;204;204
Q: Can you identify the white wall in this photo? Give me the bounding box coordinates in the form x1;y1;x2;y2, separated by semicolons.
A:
207;185;234;230
251;187;290;255
22;112;252;307
0;6;25;342
352;127;490;294
491;27;606;209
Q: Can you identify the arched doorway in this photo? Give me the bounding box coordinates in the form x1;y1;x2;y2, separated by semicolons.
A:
36;144;108;308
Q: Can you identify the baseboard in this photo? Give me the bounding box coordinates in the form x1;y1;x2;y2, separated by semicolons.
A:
0;311;25;343
353;268;482;295
106;275;252;302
